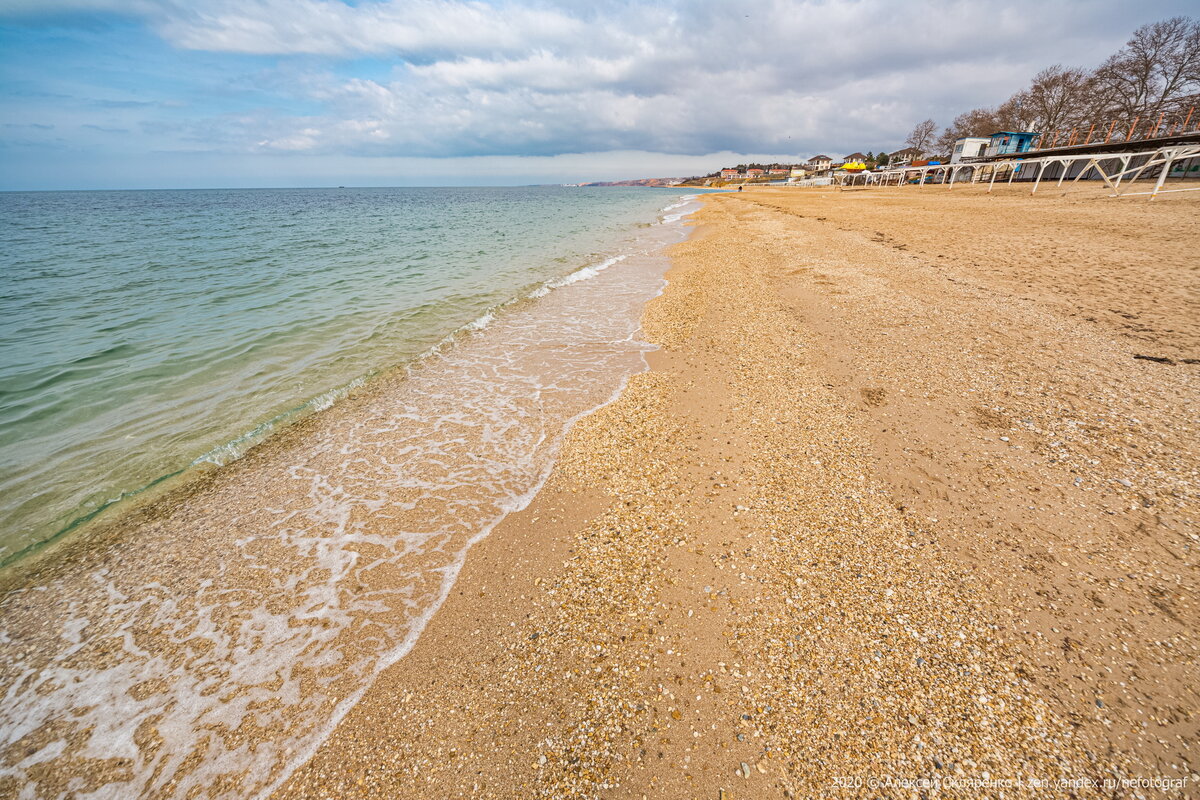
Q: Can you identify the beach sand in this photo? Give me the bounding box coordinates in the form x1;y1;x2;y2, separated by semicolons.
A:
272;184;1199;799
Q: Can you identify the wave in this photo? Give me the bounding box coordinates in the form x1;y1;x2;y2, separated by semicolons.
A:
5;211;691;569
0;190;703;800
660;194;700;224
528;253;631;298
191;374;372;468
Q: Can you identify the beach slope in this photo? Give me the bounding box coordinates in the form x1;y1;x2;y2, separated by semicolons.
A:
275;185;1198;799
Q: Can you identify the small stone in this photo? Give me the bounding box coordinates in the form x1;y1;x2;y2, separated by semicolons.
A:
999;436;1010;442
1095;698;1104;708
1116;479;1132;488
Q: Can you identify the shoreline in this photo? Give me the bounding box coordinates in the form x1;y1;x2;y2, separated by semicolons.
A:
0;186;687;571
274;184;1197;798
0;197;698;799
0;196;693;579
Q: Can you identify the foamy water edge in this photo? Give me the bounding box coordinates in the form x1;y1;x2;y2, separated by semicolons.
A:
0;194;702;800
258;195;699;798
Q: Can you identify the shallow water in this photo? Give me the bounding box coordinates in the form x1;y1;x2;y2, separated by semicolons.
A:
0;186;685;564
0;187;701;798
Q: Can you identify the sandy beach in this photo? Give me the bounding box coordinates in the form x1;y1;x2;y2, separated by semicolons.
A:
271;184;1198;799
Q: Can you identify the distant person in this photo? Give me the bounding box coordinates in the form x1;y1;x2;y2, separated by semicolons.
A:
737;186;742;192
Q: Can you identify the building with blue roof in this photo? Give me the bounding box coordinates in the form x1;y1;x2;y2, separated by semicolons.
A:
984;131;1040;157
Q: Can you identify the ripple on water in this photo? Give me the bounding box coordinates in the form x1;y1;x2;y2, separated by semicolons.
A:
0;199;700;799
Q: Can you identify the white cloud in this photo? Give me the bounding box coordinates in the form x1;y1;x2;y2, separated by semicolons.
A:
154;0;584;57
4;0;1193;168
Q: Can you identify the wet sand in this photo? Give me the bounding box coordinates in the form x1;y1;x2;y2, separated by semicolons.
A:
0;219;682;798
270;183;1198;799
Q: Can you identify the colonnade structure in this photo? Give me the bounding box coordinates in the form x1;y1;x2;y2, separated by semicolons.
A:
823;131;1200;200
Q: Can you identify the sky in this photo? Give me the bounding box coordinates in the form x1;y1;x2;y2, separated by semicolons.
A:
0;0;1195;189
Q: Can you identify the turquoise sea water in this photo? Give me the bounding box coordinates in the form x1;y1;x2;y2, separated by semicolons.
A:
0;185;704;798
0;186;682;564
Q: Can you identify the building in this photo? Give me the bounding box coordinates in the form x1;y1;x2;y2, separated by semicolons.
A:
767;168;789;176
950;137;990;163
888;147;924;167
790;167;809;178
719;169;740;180
843;152;868;162
746;168;765;178
807;155;832;171
983;131;1039;158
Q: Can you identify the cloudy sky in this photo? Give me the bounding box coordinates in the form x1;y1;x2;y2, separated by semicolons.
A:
0;0;1193;189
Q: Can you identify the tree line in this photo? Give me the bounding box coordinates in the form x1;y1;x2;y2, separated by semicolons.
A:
903;16;1200;157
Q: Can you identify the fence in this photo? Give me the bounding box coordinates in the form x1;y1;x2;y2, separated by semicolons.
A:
784;176;833;188
1035;102;1198;150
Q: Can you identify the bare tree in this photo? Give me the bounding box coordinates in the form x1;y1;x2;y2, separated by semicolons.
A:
1023;65;1095;130
932;16;1200;149
934;106;999;154
1092;16;1200;125
904;118;938;155
994;92;1045;132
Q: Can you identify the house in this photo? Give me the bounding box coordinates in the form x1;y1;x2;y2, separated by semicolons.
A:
790;167;809;178
983;131;1039;158
807;155;832;170
719;169;740;180
950;136;990;163
888;147;924;167
746;168;765;177
767;168;789;176
843;152;868;162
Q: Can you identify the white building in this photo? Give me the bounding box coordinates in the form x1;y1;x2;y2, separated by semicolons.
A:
950;136;990;163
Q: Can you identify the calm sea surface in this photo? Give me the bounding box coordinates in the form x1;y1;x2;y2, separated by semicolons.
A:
0;186;683;563
0;185;701;798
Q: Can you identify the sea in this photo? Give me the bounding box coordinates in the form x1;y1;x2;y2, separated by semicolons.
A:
0;185;702;798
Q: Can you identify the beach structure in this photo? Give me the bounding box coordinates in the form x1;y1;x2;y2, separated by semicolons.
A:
983;131;1039;157
861;130;1200;199
950;137;990;163
887;147;924;167
788;175;835;187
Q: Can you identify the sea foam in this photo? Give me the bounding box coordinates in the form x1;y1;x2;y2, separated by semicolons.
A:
0;194;702;800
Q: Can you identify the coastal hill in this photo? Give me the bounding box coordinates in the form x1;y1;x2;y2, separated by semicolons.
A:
579;177;688;187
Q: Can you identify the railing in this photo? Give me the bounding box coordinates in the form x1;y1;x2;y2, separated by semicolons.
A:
1034;103;1199;151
